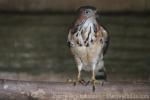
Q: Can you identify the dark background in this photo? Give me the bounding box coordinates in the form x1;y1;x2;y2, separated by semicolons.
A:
0;0;150;82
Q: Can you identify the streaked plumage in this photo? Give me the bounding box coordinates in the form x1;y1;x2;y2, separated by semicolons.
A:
67;6;109;91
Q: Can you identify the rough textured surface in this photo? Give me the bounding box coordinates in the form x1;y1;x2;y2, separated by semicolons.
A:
0;79;150;100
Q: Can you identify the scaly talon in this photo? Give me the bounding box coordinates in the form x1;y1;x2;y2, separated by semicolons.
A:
92;79;96;92
74;70;85;86
74;79;85;86
90;69;106;92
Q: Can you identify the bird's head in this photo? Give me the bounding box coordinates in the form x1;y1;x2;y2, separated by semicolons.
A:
77;6;97;20
70;6;99;33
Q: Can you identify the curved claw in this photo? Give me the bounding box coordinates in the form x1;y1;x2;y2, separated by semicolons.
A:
86;80;105;86
74;79;86;86
85;81;90;86
101;81;104;86
79;79;86;84
92;85;95;92
85;79;105;92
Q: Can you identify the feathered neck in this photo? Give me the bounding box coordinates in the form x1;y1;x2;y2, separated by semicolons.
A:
74;15;96;27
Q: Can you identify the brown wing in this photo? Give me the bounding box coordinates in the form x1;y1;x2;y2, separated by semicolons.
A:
96;14;110;55
67;30;72;48
100;26;110;55
93;22;110;55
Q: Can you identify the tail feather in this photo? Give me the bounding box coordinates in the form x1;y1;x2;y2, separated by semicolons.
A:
95;68;107;80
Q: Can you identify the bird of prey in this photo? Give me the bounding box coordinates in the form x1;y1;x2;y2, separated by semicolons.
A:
67;6;109;91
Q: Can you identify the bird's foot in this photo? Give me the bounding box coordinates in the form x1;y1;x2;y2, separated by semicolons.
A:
85;79;105;92
66;78;85;86
74;79;86;86
86;79;105;86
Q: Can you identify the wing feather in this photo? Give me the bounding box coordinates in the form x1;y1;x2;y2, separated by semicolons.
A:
100;26;110;55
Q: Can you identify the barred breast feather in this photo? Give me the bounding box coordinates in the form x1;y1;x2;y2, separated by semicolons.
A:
67;17;109;71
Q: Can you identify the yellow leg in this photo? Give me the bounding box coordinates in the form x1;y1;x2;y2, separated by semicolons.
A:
77;71;81;81
74;70;85;86
91;70;104;92
92;70;96;92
